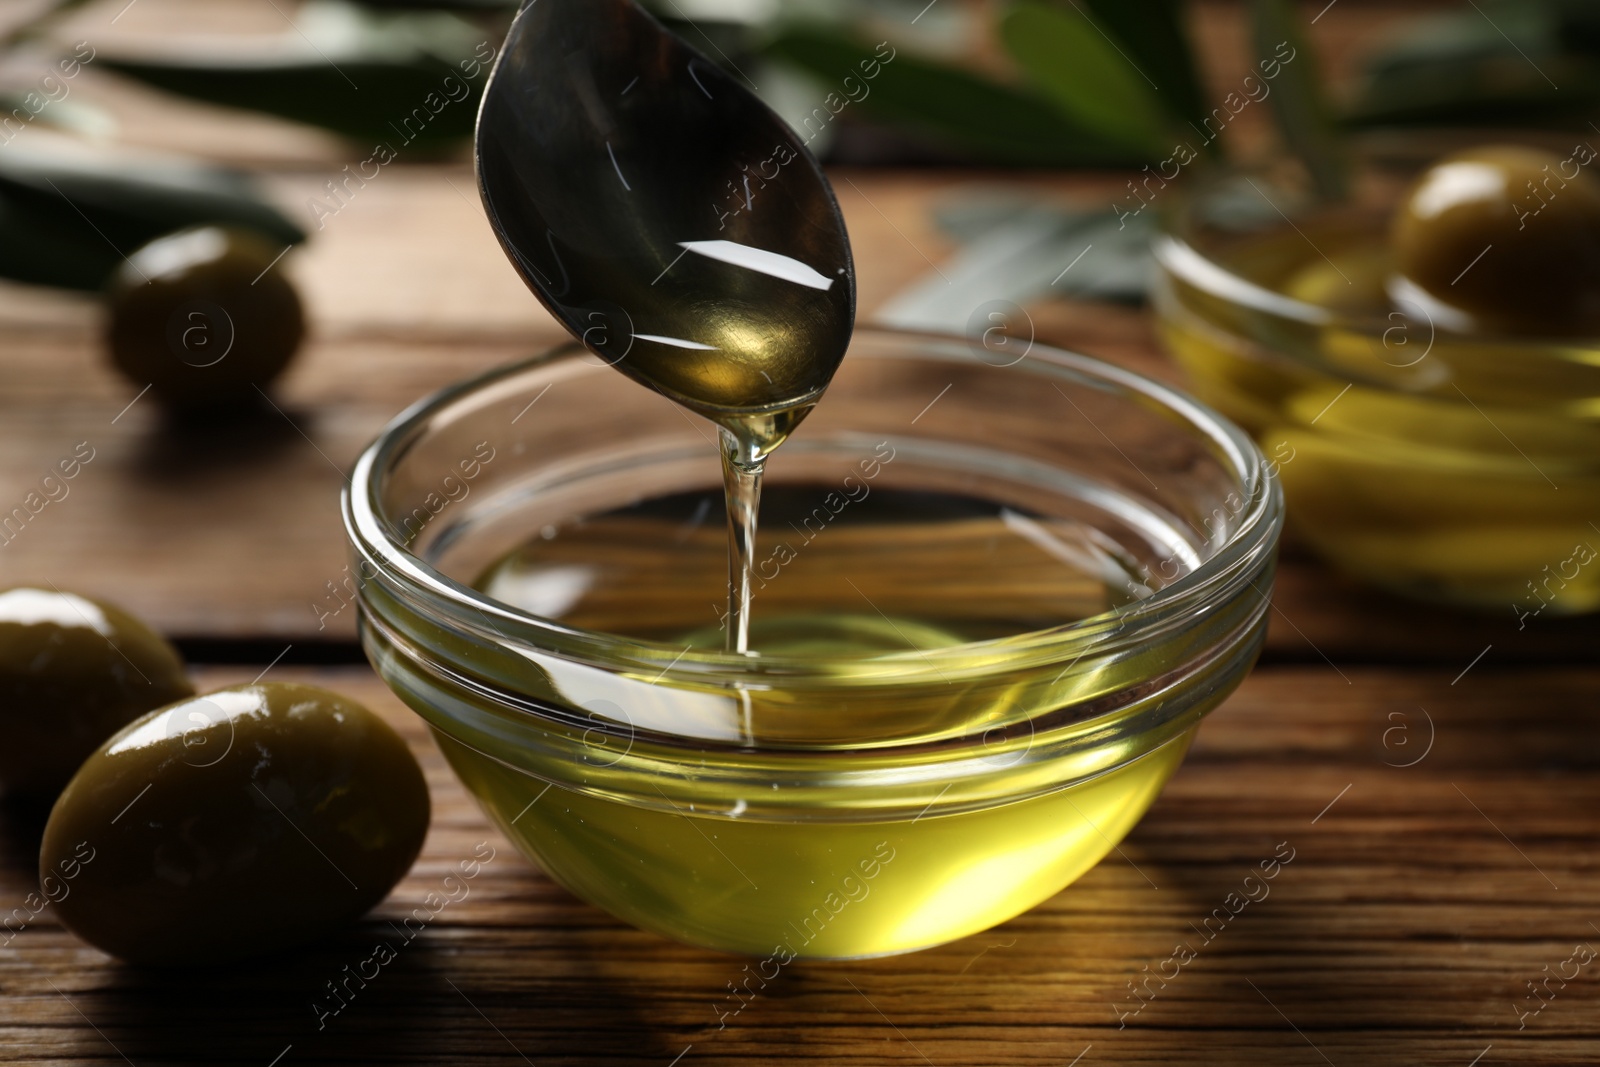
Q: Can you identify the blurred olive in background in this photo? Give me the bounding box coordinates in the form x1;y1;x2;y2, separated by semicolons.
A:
1393;144;1600;336
104;226;306;409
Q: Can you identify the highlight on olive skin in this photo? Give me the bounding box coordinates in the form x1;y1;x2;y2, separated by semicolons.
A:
1392;143;1600;336
104;226;306;409
0;586;192;801
40;682;431;966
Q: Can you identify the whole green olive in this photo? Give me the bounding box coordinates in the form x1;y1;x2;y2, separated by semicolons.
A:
1392;144;1600;335
40;682;430;966
0;587;191;799
105;226;305;408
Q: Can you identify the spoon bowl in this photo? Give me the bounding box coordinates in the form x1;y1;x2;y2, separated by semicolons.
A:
475;0;856;447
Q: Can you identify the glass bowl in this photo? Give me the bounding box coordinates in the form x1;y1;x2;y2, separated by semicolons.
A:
1154;157;1600;613
343;327;1283;958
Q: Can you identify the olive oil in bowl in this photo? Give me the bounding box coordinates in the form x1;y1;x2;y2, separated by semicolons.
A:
452;480;1205;955
1156;166;1600;609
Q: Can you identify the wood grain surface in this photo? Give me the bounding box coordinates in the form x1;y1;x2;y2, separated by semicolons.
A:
3;664;1595;1066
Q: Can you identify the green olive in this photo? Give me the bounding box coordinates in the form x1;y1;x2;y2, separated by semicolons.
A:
40;682;430;966
0;587;191;799
1392;144;1600;335
105;226;305;408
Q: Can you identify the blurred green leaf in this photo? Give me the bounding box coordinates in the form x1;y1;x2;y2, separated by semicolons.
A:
1349;56;1595;127
1250;0;1348;198
1363;4;1555;76
347;0;515;8
998;2;1171;157
96;1;495;148
1077;0;1209;139
1346;4;1600;127
0;151;305;291
764;26;1152;166
98;55;483;148
877;197;1154;330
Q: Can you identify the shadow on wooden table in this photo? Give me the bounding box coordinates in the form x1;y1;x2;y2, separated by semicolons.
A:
127;395;312;481
70;912;692;1066
0;795;51;862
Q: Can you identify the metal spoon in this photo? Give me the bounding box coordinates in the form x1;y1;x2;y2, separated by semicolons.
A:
475;0;856;457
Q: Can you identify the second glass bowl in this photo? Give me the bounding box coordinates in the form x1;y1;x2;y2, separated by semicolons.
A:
343;327;1282;957
1155;159;1600;613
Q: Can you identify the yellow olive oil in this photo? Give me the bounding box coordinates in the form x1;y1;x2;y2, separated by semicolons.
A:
434;726;1190;958
443;483;1222;957
1160;217;1600;611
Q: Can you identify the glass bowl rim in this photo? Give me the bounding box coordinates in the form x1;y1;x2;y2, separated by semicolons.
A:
342;325;1283;684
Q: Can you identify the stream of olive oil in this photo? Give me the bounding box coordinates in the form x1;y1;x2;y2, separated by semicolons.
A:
703;386;825;655
594;290;840;654
713;410;808;656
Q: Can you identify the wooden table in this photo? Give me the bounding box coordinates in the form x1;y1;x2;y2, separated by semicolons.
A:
3;2;1598;1064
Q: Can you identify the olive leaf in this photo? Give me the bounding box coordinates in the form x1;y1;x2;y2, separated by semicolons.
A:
347;0;516;8
0;151;305;291
998;1;1173;157
763;25;1150;166
95;1;494;148
1249;0;1348;199
1345;3;1597;127
875;191;1155;331
98;55;484;148
1077;0;1210;139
